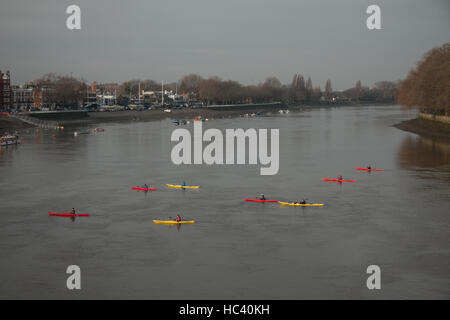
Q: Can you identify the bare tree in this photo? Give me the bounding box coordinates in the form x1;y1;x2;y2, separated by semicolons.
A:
291;74;306;102
355;80;362;101
374;81;397;102
312;86;322;101
398;43;450;114
325;79;332;99
305;77;313;101
179;74;204;94
34;73;86;109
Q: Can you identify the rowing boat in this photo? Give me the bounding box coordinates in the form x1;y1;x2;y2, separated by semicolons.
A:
166;184;200;189
278;201;324;207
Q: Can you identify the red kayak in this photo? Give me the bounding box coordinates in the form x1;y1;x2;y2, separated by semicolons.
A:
244;198;278;203
355;167;383;172
322;178;356;182
49;212;90;217
132;186;157;191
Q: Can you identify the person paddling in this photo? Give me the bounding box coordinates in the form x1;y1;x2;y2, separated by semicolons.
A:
300;199;306;204
258;194;266;200
367;165;372;170
182;181;186;187
71;208;76;214
175;215;182;222
338;175;343;181
143;184;149;189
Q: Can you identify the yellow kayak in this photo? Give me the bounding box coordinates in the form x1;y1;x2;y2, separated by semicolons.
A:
279;201;324;207
166;184;200;189
153;220;195;224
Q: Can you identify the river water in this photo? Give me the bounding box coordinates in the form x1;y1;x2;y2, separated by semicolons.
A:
0;105;449;299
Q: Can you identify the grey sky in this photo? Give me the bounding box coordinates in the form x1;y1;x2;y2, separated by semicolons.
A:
0;0;449;90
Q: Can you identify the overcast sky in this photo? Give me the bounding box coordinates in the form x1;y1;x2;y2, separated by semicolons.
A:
0;0;448;90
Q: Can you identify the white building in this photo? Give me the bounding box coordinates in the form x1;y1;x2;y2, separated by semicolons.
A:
12;87;34;110
96;94;116;106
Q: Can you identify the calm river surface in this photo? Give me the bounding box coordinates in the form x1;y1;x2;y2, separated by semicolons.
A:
0;105;449;299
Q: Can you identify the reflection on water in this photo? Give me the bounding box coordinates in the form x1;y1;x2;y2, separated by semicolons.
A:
397;135;450;176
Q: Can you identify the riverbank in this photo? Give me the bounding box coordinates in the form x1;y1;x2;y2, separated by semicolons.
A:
0;106;300;131
49;102;379;126
1;102;395;131
394;117;450;140
87;107;278;124
0;116;33;132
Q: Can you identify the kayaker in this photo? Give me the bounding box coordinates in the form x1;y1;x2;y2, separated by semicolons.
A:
71;208;75;214
300;199;306;204
182;181;186;187
338;175;343;180
367;165;372;170
259;194;266;200
143;184;149;189
176;215;182;222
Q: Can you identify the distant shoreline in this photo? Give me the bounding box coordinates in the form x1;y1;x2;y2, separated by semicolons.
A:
1;102;395;132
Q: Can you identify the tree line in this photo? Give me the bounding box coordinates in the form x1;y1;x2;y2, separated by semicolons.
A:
33;73;87;108
178;74;396;105
32;72;397;108
397;43;449;115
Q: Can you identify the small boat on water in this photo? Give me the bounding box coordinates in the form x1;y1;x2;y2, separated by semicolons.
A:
0;135;20;146
172;119;182;126
355;167;383;172
92;128;104;133
167;184;200;189
74;130;90;136
153;220;195;225
244;198;278;203
49;211;90;217
132;186;157;191
279;201;324;207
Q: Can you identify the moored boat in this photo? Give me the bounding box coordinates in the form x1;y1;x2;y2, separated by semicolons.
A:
0;135;20;146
